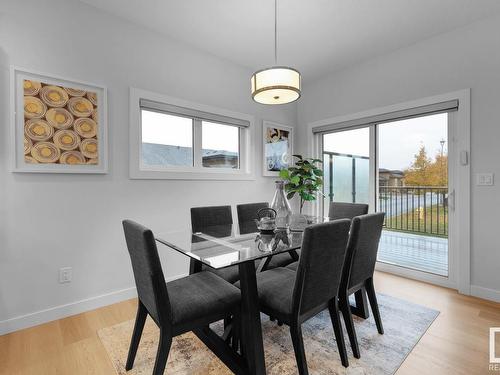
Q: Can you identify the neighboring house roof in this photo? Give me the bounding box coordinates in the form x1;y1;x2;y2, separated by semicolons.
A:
202;149;238;161
379;168;404;178
142;143;237;166
390;170;404;178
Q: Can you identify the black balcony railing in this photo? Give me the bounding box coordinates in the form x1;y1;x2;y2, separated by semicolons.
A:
378;186;448;237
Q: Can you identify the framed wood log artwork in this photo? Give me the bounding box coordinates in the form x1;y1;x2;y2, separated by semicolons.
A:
10;67;108;173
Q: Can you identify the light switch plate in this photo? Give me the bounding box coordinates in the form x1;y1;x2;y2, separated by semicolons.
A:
476;173;494;186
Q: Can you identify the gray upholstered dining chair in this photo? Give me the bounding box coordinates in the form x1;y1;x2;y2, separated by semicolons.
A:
285;202;370;273
338;212;385;359
239;219;352;372
122;220;241;375
236;202;297;269
190;205;242;283
191;205;233;233
328;202;369;220
236;202;269;233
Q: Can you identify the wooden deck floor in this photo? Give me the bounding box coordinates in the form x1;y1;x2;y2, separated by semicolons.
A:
378;230;448;276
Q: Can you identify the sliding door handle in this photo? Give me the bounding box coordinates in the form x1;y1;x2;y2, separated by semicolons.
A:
449;189;455;211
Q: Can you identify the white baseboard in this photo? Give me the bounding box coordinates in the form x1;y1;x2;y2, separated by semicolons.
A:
375;261;457;290
470;285;500;303
0;287;137;336
0;273;187;336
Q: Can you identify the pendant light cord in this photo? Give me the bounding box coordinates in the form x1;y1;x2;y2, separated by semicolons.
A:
274;0;278;65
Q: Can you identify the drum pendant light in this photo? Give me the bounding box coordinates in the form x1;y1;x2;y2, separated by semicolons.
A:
251;0;301;105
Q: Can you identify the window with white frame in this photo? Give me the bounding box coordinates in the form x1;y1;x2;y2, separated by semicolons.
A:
141;110;194;168
130;89;253;180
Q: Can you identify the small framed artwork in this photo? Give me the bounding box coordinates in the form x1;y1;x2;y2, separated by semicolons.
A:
262;121;293;176
10;67;108;173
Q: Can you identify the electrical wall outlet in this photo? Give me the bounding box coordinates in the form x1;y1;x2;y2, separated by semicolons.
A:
59;267;72;283
476;173;494;186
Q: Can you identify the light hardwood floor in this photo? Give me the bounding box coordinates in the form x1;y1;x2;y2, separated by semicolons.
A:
1;271;499;374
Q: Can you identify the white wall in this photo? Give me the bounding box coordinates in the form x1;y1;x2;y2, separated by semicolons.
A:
2;0;499;335
297;14;500;300
0;0;297;333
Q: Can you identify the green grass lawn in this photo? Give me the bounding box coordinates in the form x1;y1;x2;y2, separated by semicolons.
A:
385;204;448;237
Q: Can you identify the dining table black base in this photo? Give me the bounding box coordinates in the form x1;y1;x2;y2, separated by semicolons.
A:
256;249;299;273
238;261;267;375
188;258;266;375
193;326;247;374
350;287;371;319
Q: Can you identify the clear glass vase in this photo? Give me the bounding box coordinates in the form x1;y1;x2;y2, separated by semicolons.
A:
271;181;293;229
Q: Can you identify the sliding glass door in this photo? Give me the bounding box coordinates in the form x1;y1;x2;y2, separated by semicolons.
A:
319;109;456;280
322;127;371;210
376;113;449;276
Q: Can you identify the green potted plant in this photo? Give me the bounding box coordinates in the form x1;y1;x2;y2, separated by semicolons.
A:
279;155;324;215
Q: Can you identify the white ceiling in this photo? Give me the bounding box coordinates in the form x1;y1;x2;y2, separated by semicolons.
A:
80;0;500;82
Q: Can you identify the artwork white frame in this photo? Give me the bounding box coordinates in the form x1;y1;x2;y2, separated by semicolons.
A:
10;66;108;174
262;120;293;177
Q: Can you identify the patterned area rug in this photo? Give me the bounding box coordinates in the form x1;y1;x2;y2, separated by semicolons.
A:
98;294;438;374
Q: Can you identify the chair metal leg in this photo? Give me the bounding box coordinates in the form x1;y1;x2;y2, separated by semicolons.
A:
126;301;148;370
328;299;349;367
339;294;360;359
290;323;309;375
365;278;384;334
152;328;172;375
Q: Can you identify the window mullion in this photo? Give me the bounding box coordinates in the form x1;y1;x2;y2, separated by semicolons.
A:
238;127;244;171
193;118;202;168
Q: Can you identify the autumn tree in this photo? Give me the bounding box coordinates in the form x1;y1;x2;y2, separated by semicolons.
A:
428;153;448;186
404;146;447;186
404;146;432;186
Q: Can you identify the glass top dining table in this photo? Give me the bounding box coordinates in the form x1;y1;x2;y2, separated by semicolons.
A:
155;217;328;270
155;216;329;375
